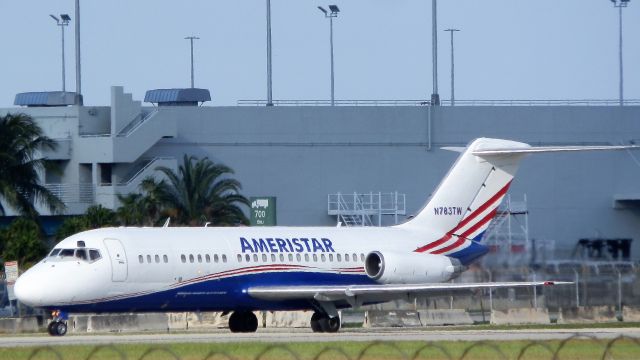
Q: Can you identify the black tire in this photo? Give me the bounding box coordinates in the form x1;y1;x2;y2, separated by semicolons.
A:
325;316;340;333
229;311;258;333
242;312;258;333
55;322;67;336
229;312;241;333
47;321;57;336
310;312;323;332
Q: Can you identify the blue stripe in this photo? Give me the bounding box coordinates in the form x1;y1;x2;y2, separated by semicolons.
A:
50;271;374;313
447;241;489;266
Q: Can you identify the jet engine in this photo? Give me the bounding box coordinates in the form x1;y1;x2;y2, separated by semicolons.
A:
364;251;466;284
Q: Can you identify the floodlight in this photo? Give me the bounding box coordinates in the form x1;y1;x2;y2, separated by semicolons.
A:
50;14;60;22
318;6;328;15
328;5;340;13
61;14;71;22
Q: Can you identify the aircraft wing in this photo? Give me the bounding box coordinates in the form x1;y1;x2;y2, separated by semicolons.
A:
248;281;570;305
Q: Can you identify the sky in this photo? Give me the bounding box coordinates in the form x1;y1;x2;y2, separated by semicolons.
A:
1;0;639;107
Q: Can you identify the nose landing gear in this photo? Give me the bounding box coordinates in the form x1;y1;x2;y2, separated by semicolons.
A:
47;310;68;336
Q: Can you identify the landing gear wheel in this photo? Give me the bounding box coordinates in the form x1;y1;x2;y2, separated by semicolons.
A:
319;316;340;333
310;312;323;332
228;311;258;333
55;322;68;336
47;321;57;336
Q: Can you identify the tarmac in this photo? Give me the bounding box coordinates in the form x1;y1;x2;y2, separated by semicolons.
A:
0;327;639;347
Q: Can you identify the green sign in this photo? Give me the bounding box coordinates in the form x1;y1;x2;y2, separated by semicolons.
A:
250;197;277;226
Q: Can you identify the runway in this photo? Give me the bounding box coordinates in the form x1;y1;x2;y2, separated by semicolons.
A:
1;327;639;347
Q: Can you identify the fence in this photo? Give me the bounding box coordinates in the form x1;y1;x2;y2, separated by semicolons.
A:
16;336;640;360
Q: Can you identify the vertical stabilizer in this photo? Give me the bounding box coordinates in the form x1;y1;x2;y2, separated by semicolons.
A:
401;138;529;250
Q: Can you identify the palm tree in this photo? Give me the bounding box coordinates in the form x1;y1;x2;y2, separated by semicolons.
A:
145;155;249;226
0;113;64;217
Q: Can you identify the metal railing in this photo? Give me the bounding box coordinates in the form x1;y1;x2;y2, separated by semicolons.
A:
116;109;158;137
328;192;406;226
113;156;174;186
44;183;95;204
238;99;640;107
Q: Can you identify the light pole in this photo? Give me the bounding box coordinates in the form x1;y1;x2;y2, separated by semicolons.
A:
74;0;82;103
610;0;630;106
266;0;273;106
431;0;439;106
184;36;200;88
50;14;71;92
444;29;460;106
318;5;340;106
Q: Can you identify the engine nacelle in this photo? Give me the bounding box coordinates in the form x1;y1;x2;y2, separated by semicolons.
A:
364;251;466;284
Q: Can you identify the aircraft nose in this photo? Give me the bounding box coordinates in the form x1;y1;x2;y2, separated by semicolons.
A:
14;270;43;306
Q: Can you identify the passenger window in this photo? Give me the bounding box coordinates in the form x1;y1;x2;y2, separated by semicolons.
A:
271;254;277;262
361;254;365;262
189;254;194;263
253;254;258;262
222;254;227;263
237;254;242;262
181;254;186;263
205;254;211;263
147;255;152;263
139;255;144;263
345;254;350;262
49;249;61;257
155;255;160;263
279;254;284;262
262;254;267;262
245;254;250;262
296;254;301;262
304;254;310;262
321;254;326;262
197;254;202;263
352;253;357;262
337;254;342;262
89;249;101;261
214;254;219;263
329;254;334;262
313;254;318;262
163;255;168;263
288;254;293;262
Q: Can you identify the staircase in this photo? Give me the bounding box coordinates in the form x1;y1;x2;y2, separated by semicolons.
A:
328;192;406;226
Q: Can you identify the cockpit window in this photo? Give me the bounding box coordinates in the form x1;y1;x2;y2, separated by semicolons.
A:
75;249;88;260
89;249;101;261
49;249;61;257
59;249;75;257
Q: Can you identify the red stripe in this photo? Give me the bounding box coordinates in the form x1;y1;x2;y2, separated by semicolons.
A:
431;208;498;254
415;181;512;253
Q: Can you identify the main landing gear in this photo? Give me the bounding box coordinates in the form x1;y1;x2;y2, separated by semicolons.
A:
47;310;68;336
310;312;340;333
228;310;258;333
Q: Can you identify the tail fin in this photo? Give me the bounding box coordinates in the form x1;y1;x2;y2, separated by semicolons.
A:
400;138;528;244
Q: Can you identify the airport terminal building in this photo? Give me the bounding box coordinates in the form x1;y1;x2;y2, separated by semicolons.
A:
2;86;640;263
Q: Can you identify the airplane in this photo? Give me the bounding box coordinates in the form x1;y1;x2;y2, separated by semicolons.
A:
14;138;636;336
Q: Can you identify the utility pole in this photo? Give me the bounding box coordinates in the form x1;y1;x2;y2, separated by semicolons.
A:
74;0;82;103
430;0;440;106
318;5;340;106
50;14;71;92
185;36;200;88
610;0;630;106
444;29;460;106
266;0;273;106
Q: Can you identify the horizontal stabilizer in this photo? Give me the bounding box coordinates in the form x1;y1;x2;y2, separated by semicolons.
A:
473;144;640;156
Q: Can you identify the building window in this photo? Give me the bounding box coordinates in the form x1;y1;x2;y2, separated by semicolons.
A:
155;255;160;263
163;255;168;263
138;255;143;264
181;254;187;263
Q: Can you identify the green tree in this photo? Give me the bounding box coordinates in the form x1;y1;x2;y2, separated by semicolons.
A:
84;204;116;228
144;155;249;226
55;216;90;241
0;218;46;267
0;113;64;217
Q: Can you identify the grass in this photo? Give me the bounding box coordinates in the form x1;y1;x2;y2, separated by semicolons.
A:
1;338;639;360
